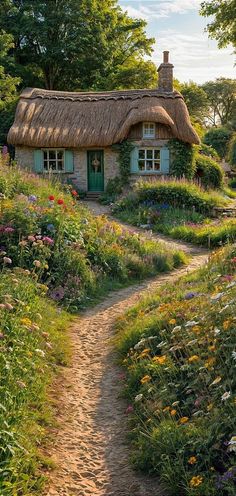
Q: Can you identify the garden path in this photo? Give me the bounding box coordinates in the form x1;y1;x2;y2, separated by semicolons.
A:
45;203;209;496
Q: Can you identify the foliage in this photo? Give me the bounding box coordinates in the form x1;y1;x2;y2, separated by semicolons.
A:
199;143;219;160
0;269;70;495
200;0;236;50
100;177;124;204
169;139;196;180
179;81;209;124
115;244;236;495
202;79;236;127
228;134;236;167
0;162;186;311
0;0;156;91
0;31;20;144
118;140;135;183
203;127;233;159
114;179;226;215
195;153;224;189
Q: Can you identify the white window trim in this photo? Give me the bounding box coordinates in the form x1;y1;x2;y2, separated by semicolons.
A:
43;148;65;173
143;122;156;139
138;147;161;174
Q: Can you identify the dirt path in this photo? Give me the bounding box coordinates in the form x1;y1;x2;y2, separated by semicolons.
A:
45;204;209;496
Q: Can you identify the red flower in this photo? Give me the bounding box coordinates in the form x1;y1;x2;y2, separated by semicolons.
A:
57;199;64;205
231;257;236;263
49;195;55;201
71;190;78;197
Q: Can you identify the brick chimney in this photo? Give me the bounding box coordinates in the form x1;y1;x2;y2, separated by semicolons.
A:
158;51;174;92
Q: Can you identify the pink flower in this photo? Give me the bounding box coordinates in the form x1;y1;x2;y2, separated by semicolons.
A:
28;235;35;242
4;227;15;233
0;304;6;310
125;405;134;414
5;303;13;310
33;260;41;268
42;236;54;245
3;257;12;264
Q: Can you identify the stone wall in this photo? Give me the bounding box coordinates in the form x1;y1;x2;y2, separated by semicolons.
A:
15;146;120;191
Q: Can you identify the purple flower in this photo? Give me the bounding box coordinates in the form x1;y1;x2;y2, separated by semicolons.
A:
28;195;37;203
2;145;8;156
184;292;200;300
50;286;65;301
42;236;54;245
47;223;55;232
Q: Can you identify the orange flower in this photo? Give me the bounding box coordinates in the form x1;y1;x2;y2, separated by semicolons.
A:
188;456;197;465
223;320;231;330
188;355;199;363
140;375;151;384
179;417;189;424
170;409;177;416
169;319;176;325
204;357;216;369
153;355;167;365
189;476;203;487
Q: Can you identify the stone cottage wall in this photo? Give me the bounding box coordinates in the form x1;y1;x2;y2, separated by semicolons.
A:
15;146;120;191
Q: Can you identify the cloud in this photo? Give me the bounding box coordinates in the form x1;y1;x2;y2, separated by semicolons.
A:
120;0;202;20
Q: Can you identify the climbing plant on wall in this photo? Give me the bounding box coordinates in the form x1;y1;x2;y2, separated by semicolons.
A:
118;141;135;184
169;138;196;180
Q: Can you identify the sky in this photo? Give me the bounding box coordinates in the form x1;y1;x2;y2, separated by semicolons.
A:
119;0;235;84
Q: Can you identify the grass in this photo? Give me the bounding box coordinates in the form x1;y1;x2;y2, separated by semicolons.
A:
0;162;187;311
115;244;236;495
0;269;71;495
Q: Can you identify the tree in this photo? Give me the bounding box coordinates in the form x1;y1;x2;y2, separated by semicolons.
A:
0;0;156;91
203;127;233;159
0;31;20;144
202;78;236;127
178;81;209;124
200;0;236;50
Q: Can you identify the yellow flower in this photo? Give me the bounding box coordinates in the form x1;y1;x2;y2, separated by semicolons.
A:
189;476;203;488
188;355;199;363
138;348;151;358
208;345;216;352
204;357;216;369
20;318;32;327
207;403;214;412
169;319;176;325
223;320;231;330
153;355;167;365
163;406;171;412
179;417;189;424
140;375;151;384
210;376;222;386
170;409;177;416
192;325;201;334
188;456;197;465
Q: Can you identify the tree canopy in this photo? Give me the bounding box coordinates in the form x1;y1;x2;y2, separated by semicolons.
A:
202;78;236;127
0;0;156;91
200;0;236;50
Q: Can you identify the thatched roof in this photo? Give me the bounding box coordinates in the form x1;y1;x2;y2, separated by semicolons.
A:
8;87;200;147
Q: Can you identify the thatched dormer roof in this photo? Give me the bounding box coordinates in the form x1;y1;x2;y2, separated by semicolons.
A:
8;87;200;147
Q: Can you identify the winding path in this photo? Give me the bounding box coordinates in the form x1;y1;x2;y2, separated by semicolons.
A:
45;203;209;496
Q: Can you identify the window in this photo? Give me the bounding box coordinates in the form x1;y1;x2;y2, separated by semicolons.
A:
143;122;155;139
138;148;161;172
43;149;65;172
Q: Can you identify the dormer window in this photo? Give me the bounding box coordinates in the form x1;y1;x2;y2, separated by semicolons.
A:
143;122;155;139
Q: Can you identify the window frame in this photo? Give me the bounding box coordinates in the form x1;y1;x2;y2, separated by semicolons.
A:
43;148;65;173
138;147;161;173
143;122;156;139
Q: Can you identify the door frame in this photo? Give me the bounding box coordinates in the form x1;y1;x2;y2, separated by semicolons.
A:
87;150;104;192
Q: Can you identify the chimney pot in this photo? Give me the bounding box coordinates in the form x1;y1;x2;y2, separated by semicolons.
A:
163;51;169;63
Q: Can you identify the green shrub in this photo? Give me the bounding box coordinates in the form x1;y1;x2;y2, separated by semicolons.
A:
195;153;224;189
100;177;123;204
203;127;233;159
169;139;196;179
116;245;236;496
198;143;219;160
228;133;236;167
125;179;226;215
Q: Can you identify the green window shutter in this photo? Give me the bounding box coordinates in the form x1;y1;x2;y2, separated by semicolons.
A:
64;150;74;173
130;147;139;173
161;147;170;174
33;149;43;173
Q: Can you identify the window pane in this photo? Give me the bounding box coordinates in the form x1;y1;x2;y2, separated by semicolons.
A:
138;160;145;171
146;150;153;159
49;160;57;170
154;149;160;160
154;162;160;171
146;160;153;170
43;161;48;171
139;149;145;159
57;151;63;160
43;151;48;160
57;161;64;171
49;150;56;160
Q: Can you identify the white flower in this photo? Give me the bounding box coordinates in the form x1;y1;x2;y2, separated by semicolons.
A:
232;351;236;361
214;328;221;336
135;394;143;403
172;326;181;332
134;338;146;350
221;391;231;401
185;320;199;327
35;349;45;358
211;292;225;301
226;281;236;289
156;341;167;348
228;436;236;452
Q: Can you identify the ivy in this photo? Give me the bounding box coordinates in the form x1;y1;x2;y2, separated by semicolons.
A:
118;140;134;184
169;138;196;180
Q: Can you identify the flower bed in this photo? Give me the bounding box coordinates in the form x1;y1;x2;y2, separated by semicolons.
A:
0;269;70;495
0;163;187;310
115;245;236;495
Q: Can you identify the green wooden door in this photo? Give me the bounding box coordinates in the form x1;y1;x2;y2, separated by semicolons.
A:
87;150;104;192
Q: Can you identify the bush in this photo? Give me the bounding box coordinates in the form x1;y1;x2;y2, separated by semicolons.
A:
228;134;236;168
116;245;236;496
203;127;233;159
114;179;226;216
100;177;123;204
195;154;224;189
198;143;219;160
169;139;196;179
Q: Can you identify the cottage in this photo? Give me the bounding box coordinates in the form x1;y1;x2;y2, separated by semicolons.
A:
8;51;200;194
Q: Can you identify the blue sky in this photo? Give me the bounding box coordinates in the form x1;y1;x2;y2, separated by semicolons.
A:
119;0;235;83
